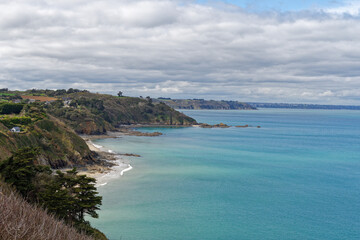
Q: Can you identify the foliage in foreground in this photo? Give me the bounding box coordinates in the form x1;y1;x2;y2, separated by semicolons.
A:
0;147;107;240
0;184;95;240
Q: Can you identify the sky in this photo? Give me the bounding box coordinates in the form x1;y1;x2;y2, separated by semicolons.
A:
1;0;360;104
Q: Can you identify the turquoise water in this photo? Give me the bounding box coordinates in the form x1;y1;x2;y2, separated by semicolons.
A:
90;109;360;240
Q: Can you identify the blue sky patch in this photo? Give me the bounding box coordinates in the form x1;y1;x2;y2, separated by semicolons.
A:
196;0;345;11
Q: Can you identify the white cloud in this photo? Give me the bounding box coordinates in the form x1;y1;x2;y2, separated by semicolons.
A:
326;1;360;15
0;0;360;104
319;90;334;97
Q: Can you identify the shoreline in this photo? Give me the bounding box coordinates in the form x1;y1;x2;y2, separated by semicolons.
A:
78;136;135;187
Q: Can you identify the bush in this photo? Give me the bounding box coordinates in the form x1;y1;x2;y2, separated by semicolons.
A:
0;116;32;128
0;102;24;114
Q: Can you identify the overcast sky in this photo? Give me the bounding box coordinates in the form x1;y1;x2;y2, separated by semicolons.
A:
1;0;360;104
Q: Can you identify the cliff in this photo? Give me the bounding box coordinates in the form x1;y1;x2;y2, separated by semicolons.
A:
153;98;256;110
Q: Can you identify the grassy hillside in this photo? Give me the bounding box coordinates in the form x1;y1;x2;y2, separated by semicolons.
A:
154;98;256;110
0;105;97;167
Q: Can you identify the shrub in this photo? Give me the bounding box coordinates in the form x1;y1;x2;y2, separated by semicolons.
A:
0;102;24;114
0;116;32;128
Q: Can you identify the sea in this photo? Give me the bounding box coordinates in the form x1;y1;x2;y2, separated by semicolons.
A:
89;109;360;240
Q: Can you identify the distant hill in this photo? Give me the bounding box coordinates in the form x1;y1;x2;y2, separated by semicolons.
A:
154;98;256;110
248;102;360;110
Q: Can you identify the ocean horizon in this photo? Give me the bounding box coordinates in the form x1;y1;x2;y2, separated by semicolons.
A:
90;109;360;240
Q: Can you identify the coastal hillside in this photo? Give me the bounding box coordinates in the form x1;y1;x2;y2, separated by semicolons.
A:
0;88;197;166
0;104;97;167
153;98;256;110
0;89;194;134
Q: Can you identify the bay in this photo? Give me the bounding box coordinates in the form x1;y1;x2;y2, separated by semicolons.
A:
90;109;360;240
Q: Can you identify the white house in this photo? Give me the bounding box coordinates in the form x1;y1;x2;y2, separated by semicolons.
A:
10;127;21;133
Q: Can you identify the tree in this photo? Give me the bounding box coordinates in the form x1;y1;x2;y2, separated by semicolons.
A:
73;174;102;221
38;175;75;221
39;168;102;223
117;91;123;97
146;96;152;105
0;147;51;197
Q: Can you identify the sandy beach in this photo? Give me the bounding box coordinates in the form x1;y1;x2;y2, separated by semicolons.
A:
78;135;135;186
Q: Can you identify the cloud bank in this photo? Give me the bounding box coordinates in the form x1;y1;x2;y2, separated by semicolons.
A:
1;0;360;104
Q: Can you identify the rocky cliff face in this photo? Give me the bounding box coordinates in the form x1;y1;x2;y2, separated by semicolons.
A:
0;117;98;168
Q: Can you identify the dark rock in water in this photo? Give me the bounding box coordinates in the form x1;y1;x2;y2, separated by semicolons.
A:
130;131;163;136
236;125;249;128
116;127;163;136
121;153;141;157
257;126;261;128
199;123;230;128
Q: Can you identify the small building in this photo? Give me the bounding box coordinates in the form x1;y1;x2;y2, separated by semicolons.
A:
12;99;21;103
62;97;72;107
10;127;21;133
63;100;72;106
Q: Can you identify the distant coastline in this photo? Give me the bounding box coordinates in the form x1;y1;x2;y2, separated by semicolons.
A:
154;97;360;110
153;98;256;110
248;102;360;110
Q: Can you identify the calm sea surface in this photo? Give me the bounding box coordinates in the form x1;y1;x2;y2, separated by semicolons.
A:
90;109;360;240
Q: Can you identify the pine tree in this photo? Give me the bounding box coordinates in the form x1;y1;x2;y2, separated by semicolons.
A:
0;147;50;197
74;174;102;221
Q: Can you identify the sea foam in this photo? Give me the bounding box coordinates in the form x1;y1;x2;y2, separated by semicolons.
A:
94;156;133;187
